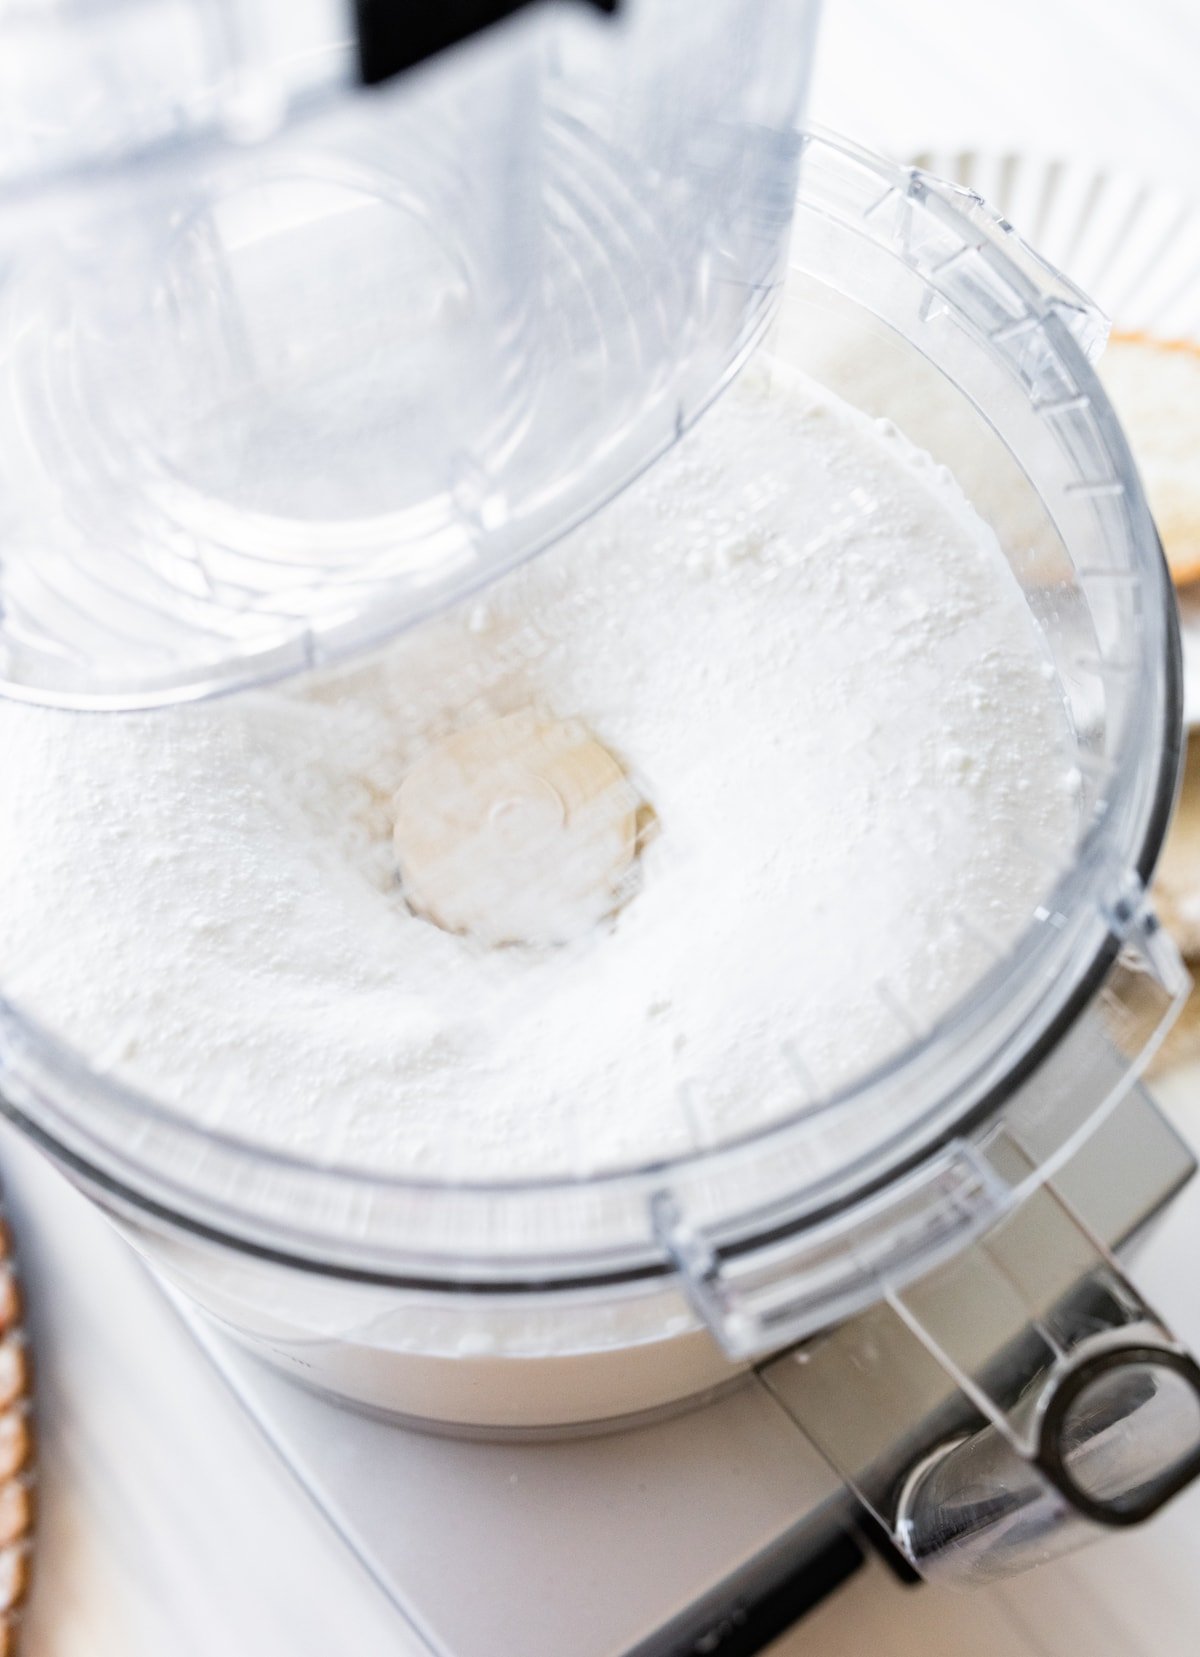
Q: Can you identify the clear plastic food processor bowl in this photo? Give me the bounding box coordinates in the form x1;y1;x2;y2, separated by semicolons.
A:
0;124;1184;1391
0;5;1196;1591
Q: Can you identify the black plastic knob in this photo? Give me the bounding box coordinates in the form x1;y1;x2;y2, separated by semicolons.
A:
355;0;621;86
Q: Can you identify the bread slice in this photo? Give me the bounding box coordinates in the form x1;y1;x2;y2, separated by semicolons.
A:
1154;730;1200;960
1100;332;1200;585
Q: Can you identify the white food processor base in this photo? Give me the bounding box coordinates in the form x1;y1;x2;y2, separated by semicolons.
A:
166;1087;1193;1657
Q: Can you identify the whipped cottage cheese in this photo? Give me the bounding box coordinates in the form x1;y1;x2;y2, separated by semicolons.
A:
0;365;1079;1180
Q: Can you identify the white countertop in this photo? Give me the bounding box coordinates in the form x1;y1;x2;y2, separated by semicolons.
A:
11;1;1200;1652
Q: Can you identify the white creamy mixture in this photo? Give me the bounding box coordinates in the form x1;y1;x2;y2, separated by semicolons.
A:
0;366;1079;1179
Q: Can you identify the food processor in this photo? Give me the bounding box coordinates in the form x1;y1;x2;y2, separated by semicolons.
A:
1;2;1200;1651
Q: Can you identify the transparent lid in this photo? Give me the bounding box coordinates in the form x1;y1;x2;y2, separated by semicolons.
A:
0;137;1183;1322
0;0;818;707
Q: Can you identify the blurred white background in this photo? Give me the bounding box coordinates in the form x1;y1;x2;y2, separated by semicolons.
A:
813;0;1200;189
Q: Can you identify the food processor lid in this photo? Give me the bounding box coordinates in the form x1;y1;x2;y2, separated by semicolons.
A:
0;0;818;708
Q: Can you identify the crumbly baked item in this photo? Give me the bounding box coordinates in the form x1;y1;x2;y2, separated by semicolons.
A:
1154;731;1200;957
1100;332;1200;585
0;1221;32;1657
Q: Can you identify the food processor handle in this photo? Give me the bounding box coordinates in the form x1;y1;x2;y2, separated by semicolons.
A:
892;1339;1200;1583
758;1159;1200;1587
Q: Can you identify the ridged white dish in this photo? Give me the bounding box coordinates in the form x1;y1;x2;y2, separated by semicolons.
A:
914;150;1200;727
